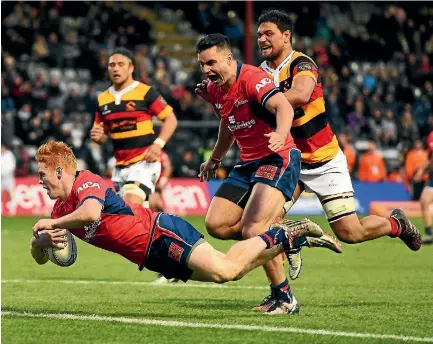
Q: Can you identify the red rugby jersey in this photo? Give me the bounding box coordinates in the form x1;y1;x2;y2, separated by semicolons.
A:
51;170;157;267
207;62;296;162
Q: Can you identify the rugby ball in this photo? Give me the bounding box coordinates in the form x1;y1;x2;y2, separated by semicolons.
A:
43;230;77;267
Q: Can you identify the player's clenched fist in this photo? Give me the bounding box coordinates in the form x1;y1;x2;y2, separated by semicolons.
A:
145;144;161;163
90;122;106;144
194;79;211;102
198;158;221;182
264;132;285;152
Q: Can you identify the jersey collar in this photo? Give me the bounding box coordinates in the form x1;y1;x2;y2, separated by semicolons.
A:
236;60;243;81
260;50;296;87
108;81;140;105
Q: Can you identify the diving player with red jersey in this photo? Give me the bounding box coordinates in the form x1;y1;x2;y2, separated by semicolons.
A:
30;141;324;287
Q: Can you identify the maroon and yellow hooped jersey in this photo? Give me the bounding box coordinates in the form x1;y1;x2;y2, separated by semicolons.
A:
260;51;339;165
94;81;173;167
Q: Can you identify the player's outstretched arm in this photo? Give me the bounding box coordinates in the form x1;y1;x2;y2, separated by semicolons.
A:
51;199;103;230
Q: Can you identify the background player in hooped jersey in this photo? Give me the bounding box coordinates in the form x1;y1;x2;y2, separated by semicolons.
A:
90;47;178;207
414;131;433;244
252;9;421;310
194;34;335;315
30;141;324;289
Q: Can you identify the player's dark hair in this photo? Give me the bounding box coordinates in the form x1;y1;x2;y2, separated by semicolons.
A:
109;47;134;64
258;10;293;45
196;34;232;53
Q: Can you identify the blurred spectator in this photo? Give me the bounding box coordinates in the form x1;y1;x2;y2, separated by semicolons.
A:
346;99;367;138
381;109;398;147
405;139;429;200
367;108;383;142
398;110;419;150
32;34;50;63
388;166;408;190
1;144;17;215
358;142;387;182
223;11;244;52
178;151;200;177
338;133;356;175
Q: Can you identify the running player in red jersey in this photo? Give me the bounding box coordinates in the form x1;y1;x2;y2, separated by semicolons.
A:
30;141;324;286
415;131;433;244
195;34;312;314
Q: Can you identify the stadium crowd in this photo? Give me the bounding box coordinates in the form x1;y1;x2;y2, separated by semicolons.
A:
1;1;433;199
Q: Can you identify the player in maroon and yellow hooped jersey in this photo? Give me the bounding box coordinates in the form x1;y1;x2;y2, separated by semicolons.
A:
253;9;421;311
90;48;178;207
30;141;324;288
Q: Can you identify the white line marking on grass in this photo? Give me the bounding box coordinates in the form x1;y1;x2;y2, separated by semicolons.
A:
1;279;270;290
3;311;433;343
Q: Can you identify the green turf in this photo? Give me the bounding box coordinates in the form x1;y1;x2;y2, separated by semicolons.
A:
2;216;433;343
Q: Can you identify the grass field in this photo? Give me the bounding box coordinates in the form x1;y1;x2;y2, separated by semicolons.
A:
2;215;433;343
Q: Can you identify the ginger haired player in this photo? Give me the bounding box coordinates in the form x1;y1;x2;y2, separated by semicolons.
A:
30;141;324;288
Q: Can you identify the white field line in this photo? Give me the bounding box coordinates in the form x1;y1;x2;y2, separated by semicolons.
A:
2;310;433;343
1;279;270;290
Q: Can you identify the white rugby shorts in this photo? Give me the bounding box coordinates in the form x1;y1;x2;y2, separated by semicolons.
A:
300;149;354;196
112;160;161;195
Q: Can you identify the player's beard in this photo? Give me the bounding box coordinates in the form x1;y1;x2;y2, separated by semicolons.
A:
264;48;283;62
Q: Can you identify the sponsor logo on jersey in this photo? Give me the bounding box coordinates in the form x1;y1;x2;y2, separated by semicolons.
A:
83;218;101;242
255;77;272;92
77;182;101;193
125;101;136;112
235;99;248;107
102;105;111;115
298;62;313;71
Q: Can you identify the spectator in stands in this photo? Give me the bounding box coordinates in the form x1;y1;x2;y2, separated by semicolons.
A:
367;108;383;142
1;86;15;113
32;34;50;63
406;139;429;200
337;133;356;175
398;110;419;151
358;141;387;182
388;166;408;189
381;109;398;147
1;144;17;215
178;151;200;178
223;11;244;52
346;98;367;138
